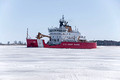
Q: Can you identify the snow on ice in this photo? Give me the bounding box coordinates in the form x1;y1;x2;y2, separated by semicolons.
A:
0;46;120;80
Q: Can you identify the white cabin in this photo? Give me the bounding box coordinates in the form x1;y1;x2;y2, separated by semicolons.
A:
48;16;86;45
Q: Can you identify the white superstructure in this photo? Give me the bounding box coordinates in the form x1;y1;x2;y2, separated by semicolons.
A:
48;15;86;45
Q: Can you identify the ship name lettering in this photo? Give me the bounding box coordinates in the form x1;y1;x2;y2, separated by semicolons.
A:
68;44;73;45
74;44;80;46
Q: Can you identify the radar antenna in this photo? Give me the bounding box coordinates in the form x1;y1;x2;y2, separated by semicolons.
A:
59;15;65;27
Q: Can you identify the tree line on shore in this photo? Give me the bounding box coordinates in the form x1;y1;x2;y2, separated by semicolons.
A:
91;40;120;46
0;41;26;45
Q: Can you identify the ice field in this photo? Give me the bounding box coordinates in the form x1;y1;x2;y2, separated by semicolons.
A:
0;46;120;80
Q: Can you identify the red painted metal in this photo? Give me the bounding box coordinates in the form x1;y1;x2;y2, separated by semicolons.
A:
27;39;97;49
27;39;38;47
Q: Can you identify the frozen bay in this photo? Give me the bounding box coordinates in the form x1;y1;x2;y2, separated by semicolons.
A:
0;46;120;80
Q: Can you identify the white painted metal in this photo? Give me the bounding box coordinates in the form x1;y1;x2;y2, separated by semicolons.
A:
37;39;44;48
48;16;86;45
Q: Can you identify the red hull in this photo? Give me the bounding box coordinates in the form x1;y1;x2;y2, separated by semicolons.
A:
27;39;97;49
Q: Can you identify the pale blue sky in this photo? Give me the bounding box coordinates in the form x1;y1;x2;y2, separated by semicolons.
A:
0;0;120;43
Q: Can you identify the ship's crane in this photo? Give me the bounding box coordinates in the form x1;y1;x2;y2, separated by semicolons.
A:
36;32;51;39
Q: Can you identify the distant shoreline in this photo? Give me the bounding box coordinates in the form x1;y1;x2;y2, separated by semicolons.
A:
91;40;120;46
0;44;26;46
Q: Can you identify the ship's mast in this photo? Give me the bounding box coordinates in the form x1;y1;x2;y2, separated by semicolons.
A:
62;15;64;20
59;15;65;28
26;28;28;39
